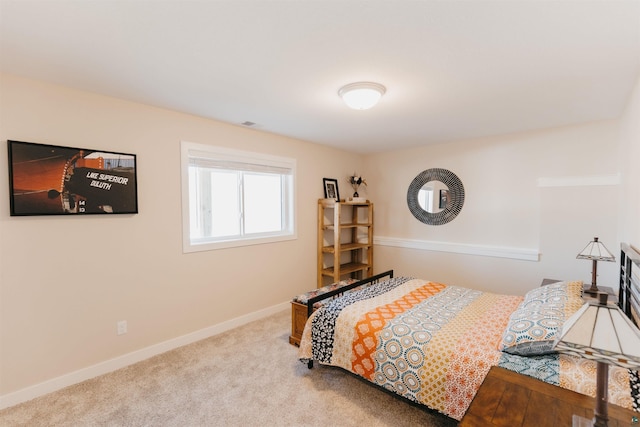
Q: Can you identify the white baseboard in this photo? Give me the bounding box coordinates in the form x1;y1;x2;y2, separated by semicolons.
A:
0;301;289;410
374;236;539;261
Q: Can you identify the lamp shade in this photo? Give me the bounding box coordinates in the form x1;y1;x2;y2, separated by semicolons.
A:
576;237;616;262
553;293;640;426
554;297;640;369
338;82;386;110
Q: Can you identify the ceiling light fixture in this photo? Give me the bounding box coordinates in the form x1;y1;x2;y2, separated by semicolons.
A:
338;82;386;110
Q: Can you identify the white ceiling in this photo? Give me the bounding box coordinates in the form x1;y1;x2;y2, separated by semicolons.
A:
1;1;639;153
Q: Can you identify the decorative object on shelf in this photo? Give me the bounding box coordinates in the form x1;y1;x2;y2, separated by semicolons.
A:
554;292;640;427
577;237;616;295
338;82;386;110
348;173;367;202
407;168;464;226
322;177;340;201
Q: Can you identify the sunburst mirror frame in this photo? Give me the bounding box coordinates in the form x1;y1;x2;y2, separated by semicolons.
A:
407;168;465;226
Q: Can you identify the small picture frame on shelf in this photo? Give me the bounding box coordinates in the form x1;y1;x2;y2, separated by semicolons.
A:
323;178;340;201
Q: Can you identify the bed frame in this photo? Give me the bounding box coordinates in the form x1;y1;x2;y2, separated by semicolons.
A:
301;247;640;418
619;243;640;326
305;270;394;318
305;270;394;368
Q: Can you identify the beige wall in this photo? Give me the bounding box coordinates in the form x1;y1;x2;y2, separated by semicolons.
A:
0;74;361;401
364;120;624;295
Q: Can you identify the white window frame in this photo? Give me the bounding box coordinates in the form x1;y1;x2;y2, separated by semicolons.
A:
181;141;296;253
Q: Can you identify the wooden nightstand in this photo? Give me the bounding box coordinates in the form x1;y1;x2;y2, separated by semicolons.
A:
289;278;358;346
582;284;616;300
459;366;637;426
540;278;617;303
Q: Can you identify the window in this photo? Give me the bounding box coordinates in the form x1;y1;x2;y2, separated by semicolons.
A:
181;141;296;252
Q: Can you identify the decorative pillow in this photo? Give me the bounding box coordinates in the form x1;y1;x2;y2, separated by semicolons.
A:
500;281;584;356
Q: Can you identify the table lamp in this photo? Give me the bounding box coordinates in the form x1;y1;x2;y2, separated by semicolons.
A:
577;237;616;295
554;293;640;427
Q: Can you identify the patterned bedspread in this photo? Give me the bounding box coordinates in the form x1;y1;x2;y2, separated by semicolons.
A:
298;277;636;420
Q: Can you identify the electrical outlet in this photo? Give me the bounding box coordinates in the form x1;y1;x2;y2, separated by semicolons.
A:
117;320;127;335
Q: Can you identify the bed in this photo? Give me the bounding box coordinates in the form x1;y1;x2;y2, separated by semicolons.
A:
298;244;640;421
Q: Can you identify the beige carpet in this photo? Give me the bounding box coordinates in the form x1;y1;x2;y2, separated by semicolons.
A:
0;310;457;426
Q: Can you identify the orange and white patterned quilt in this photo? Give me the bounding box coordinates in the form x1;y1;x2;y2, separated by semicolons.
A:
298;277;637;420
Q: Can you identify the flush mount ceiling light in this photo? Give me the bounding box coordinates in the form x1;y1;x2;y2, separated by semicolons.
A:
338;82;386;110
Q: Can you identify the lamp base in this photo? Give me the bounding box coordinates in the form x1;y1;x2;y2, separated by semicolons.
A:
583;285;600;296
582;284;616;302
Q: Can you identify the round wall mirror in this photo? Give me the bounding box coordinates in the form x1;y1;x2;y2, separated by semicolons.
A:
407;168;465;225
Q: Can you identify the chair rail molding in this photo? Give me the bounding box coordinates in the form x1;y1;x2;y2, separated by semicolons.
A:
537;173;620;188
374;236;540;261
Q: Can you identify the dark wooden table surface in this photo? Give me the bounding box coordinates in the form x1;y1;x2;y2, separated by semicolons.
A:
459;366;638;427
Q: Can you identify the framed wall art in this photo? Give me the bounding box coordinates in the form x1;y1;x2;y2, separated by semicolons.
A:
7;140;138;216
